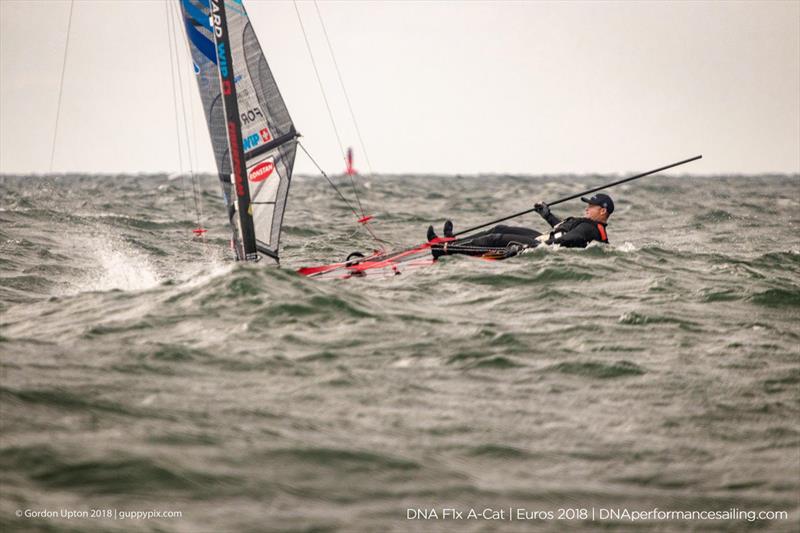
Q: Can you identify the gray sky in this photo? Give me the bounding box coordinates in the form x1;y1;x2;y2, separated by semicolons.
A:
1;0;798;175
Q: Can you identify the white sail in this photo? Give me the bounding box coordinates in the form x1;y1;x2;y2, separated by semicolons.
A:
180;0;297;261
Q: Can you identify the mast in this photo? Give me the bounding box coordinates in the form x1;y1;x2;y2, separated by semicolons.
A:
210;0;257;260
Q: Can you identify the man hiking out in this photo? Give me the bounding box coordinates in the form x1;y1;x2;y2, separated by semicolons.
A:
427;193;614;258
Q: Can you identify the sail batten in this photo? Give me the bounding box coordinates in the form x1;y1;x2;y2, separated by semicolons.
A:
180;0;297;261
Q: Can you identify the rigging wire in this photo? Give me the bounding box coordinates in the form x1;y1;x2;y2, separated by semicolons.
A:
312;0;378;182
166;0;205;234
168;1;203;227
297;143;359;216
291;1;366;218
299;142;389;246
49;0;75;174
168;8;203;165
164;0;192;223
292;0;390;248
169;0;206;225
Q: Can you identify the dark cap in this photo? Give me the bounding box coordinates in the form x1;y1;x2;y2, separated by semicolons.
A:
581;193;614;214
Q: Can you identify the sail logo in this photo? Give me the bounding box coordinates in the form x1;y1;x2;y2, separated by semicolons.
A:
242;128;272;150
227;122;245;197
249;159;275;183
217;43;229;77
243;133;260;150
210;1;224;38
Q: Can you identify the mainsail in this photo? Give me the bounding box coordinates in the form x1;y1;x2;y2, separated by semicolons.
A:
180;0;298;261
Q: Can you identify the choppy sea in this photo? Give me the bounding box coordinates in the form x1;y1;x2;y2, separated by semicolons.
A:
1;172;798;532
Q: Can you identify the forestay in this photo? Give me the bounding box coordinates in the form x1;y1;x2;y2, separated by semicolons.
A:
180;0;298;261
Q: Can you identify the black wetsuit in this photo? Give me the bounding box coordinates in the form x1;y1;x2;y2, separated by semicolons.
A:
444;212;608;255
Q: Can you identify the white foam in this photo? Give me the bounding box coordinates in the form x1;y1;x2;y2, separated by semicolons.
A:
59;234;163;295
87;237;163;292
57;224;234;297
616;241;638;253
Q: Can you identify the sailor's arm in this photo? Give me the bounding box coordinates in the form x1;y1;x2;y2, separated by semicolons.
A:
533;202;561;227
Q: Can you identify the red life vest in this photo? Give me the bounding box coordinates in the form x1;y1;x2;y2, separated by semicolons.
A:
597;223;608;243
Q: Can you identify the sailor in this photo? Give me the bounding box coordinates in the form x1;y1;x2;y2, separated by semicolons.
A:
427;193;613;258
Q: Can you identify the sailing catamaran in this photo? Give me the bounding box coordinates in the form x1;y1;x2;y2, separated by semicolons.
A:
180;0;450;278
180;0;701;279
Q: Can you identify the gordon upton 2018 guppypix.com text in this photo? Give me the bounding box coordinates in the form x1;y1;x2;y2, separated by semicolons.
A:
16;509;183;521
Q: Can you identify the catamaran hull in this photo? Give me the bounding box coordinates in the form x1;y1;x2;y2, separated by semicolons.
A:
297;240;522;280
297;244;435;280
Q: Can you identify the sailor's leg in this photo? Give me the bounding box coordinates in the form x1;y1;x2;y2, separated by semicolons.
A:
430;233;495;258
470;233;539;248
432;232;537;258
431;225;542;258
491;225;542;238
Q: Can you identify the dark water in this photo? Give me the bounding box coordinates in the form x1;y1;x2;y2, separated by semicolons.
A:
1;173;799;532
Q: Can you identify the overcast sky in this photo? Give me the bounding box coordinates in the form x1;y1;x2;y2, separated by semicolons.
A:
1;0;798;176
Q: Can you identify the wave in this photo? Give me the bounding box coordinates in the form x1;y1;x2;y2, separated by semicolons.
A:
0;445;227;495
0;386;160;419
260;447;420;471
691;209;736;224
749;287;800;308
543;360;646;379
618;312;703;331
446;352;523;369
467;444;530;458
460;267;593;287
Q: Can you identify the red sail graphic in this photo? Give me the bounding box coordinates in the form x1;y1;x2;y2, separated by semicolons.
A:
249;160;274;182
